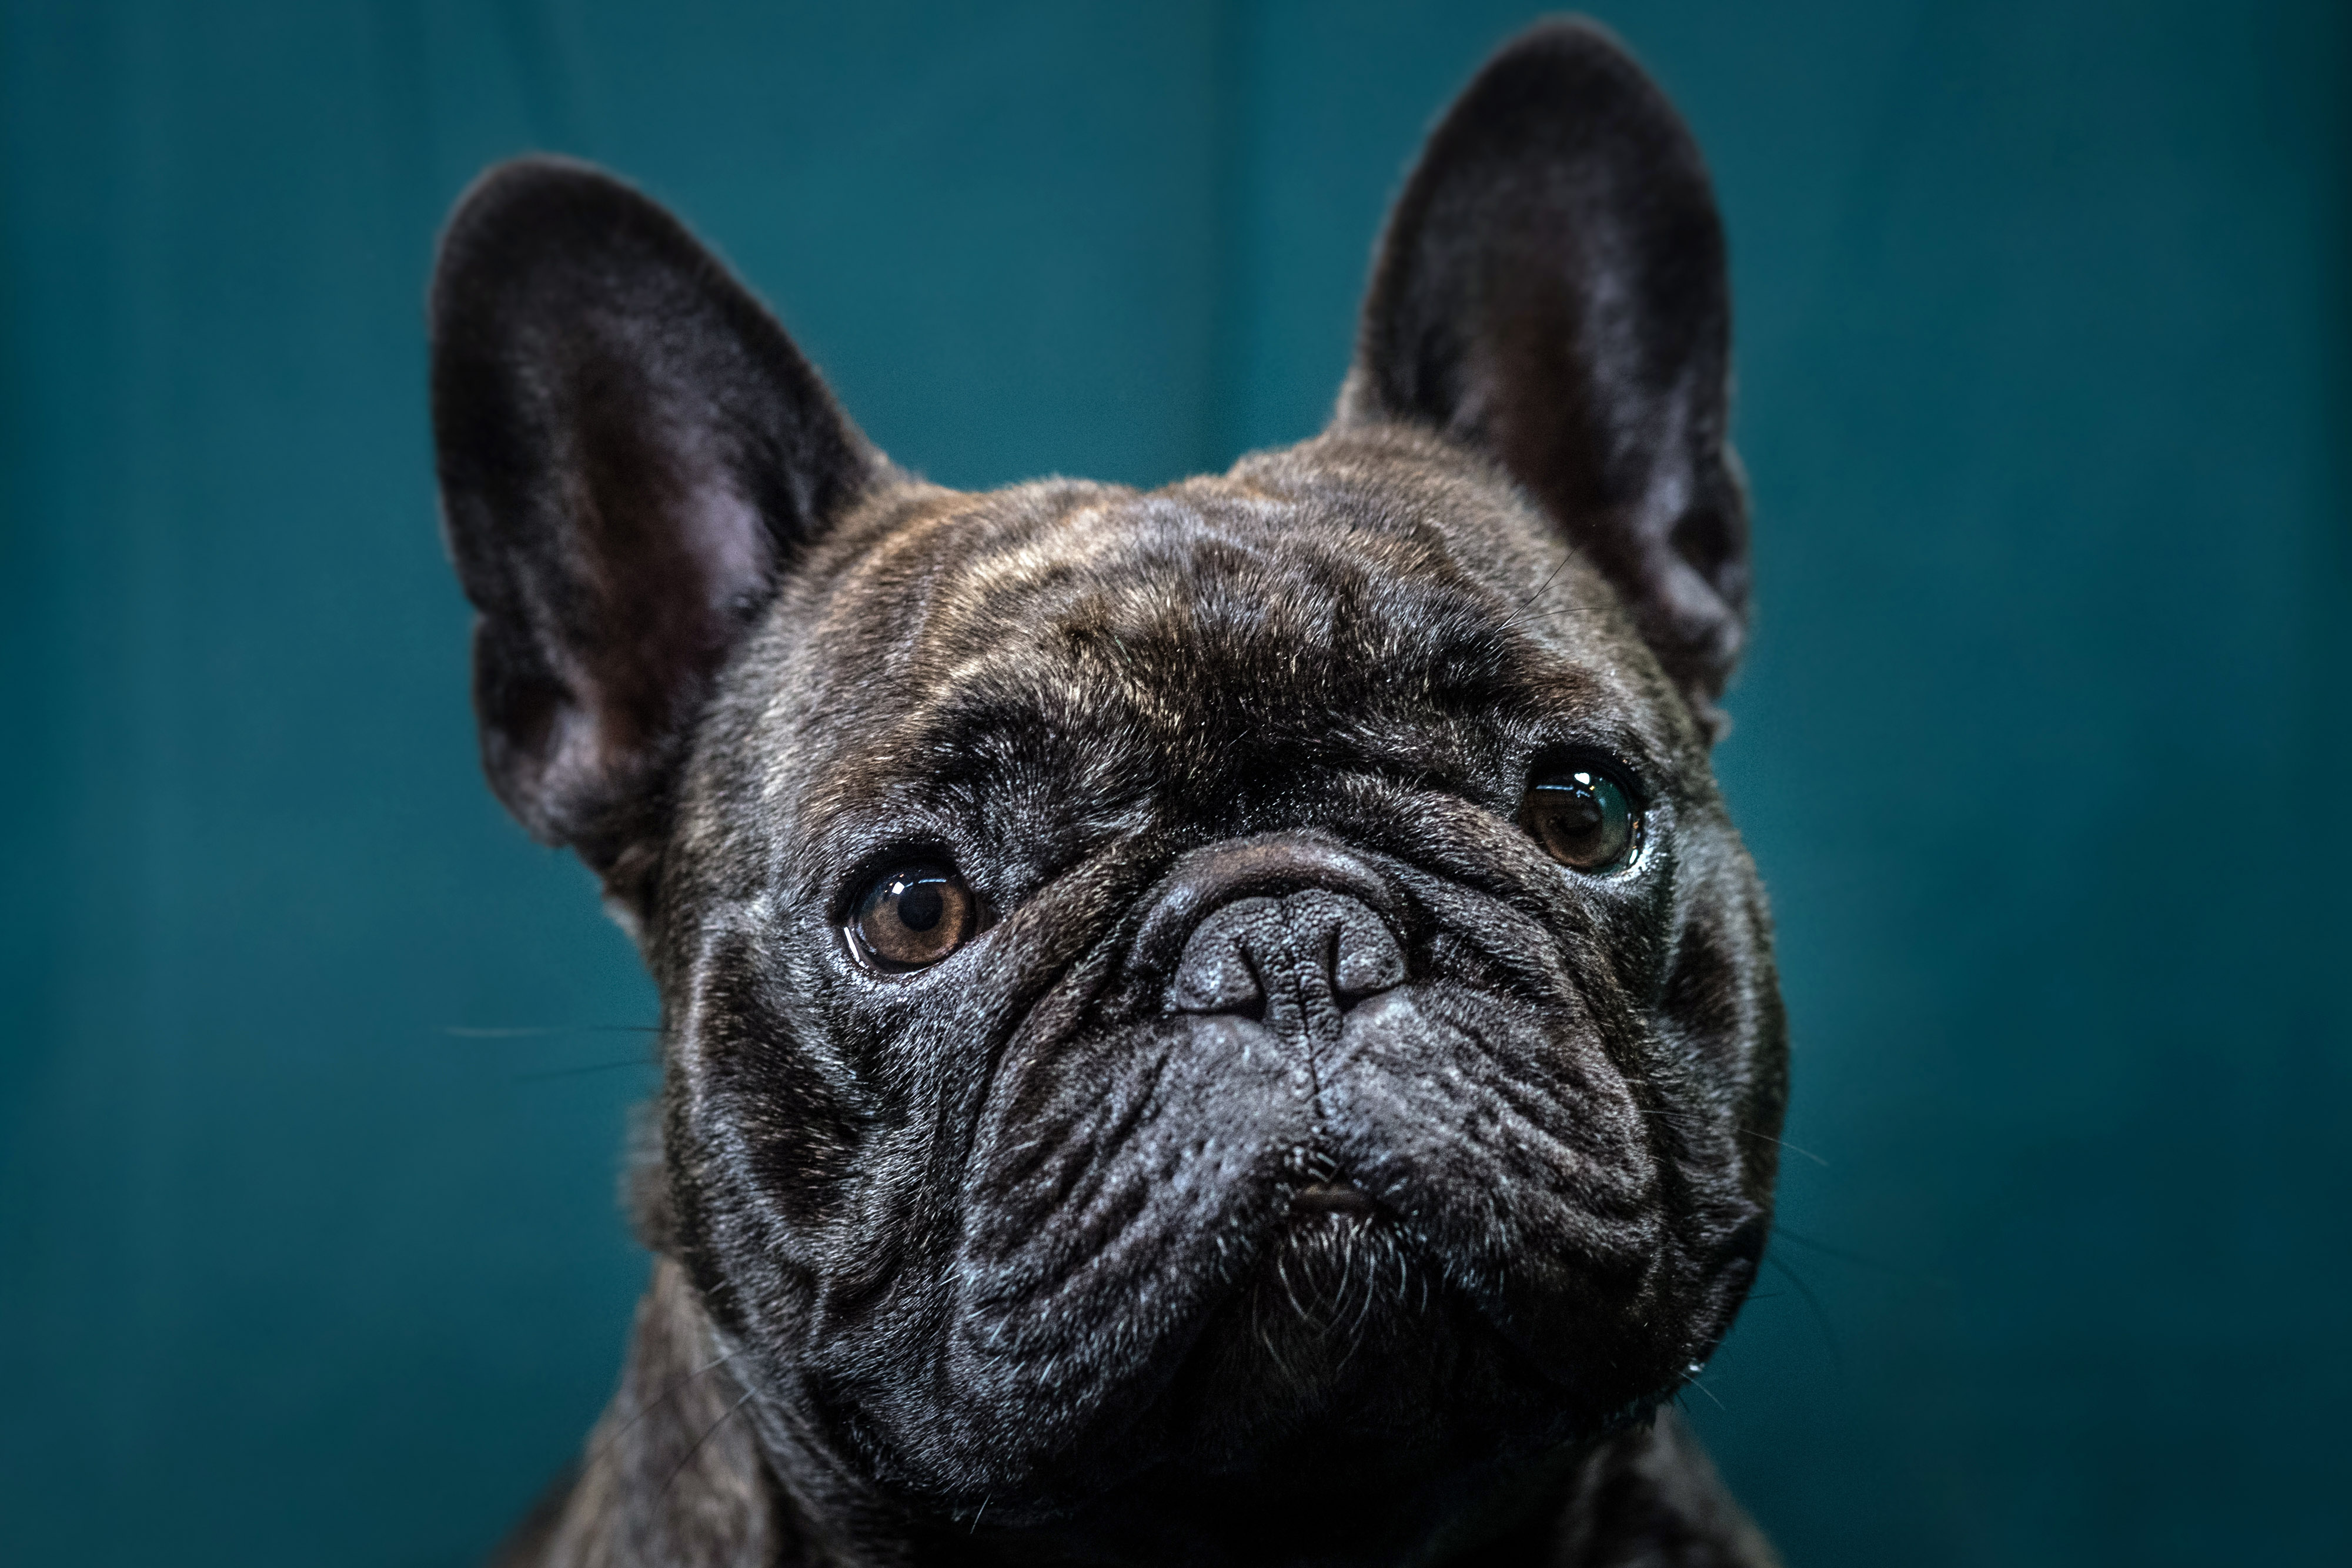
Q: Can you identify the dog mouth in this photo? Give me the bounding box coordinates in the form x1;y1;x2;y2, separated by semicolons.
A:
1288;1179;1378;1219
1255;1174;1416;1334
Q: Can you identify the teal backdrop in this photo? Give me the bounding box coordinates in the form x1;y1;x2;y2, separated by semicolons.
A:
3;2;2346;1563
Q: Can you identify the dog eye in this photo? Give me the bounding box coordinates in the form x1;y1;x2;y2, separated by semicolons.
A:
846;861;978;973
1522;769;1641;872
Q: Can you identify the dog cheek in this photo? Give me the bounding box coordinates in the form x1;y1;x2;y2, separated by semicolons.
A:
1322;992;1659;1289
660;928;873;1328
1657;864;1787;1210
1601;862;1783;1372
916;1014;1312;1492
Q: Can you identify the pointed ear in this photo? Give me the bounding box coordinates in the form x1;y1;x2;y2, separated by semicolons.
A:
1339;19;1748;716
430;158;880;886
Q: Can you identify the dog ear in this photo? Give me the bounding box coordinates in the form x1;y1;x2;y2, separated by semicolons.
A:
430;158;880;886
1339;19;1748;718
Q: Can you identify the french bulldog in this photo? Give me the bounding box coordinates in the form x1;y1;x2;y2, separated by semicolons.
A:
430;17;1787;1567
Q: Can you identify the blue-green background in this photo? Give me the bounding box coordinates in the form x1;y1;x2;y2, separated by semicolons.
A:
4;3;2346;1563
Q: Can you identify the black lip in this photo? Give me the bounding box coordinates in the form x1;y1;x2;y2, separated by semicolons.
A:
1288;1180;1379;1218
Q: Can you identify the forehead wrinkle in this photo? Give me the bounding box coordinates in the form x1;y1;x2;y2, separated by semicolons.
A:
817;476;1138;652
939;499;1160;602
748;486;1172;830
766;485;1091;712
894;587;1524;807
769;460;1680;831
909;494;1277;671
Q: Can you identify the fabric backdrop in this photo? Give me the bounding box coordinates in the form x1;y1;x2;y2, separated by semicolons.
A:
2;3;2345;1563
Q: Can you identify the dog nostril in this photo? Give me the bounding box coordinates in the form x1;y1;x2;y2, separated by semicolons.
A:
1329;911;1406;1001
1168;890;1404;1017
1168;899;1271;1014
1297;888;1406;1007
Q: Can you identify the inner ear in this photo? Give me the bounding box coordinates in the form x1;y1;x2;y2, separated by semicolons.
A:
431;157;882;890
1338;19;1749;717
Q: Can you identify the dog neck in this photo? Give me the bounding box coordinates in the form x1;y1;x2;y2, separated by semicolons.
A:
496;1264;1778;1568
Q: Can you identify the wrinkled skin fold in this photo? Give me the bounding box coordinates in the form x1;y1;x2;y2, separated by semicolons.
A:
436;19;1789;1568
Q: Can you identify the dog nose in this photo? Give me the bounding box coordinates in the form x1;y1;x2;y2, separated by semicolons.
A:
1170;888;1405;1016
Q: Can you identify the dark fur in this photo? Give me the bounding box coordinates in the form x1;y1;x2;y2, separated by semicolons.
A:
434;19;1786;1567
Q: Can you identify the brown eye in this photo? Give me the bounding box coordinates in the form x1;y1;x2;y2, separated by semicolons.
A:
1522;770;1641;871
847;862;978;972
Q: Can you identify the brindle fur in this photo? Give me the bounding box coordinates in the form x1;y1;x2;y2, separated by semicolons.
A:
436;19;1787;1568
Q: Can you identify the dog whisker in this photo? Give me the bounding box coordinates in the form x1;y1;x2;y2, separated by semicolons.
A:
1508;553;1576;617
1760;1252;1843;1371
439;1023;660;1039
1770;1225;1906;1272
1744;1128;1829;1166
586;1349;746;1471
510;1057;660;1084
657;1387;758;1505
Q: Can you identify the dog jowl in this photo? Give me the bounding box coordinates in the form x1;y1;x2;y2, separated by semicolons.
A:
432;19;1787;1568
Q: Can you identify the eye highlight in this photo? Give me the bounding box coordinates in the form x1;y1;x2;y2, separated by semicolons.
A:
846;861;978;973
1522;768;1642;872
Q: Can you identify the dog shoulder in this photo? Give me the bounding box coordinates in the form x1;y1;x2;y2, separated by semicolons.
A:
1551;1410;1782;1568
491;1261;788;1568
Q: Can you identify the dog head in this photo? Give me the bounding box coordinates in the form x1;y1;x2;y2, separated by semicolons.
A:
432;19;1784;1557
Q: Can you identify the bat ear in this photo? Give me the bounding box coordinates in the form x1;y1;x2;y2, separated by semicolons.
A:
1339;19;1748;718
430;158;882;895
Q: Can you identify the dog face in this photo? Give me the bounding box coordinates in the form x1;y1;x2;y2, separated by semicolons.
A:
433;19;1783;1550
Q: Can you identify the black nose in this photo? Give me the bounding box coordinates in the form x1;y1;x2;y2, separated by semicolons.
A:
1170;888;1406;1017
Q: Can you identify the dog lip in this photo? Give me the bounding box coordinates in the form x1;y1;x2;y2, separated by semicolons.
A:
1288;1180;1378;1217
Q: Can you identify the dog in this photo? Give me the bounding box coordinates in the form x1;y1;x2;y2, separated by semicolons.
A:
430;18;1787;1566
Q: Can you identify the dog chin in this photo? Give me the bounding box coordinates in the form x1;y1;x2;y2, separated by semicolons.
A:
1226;1199;1427;1399
1151;1202;1597;1483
